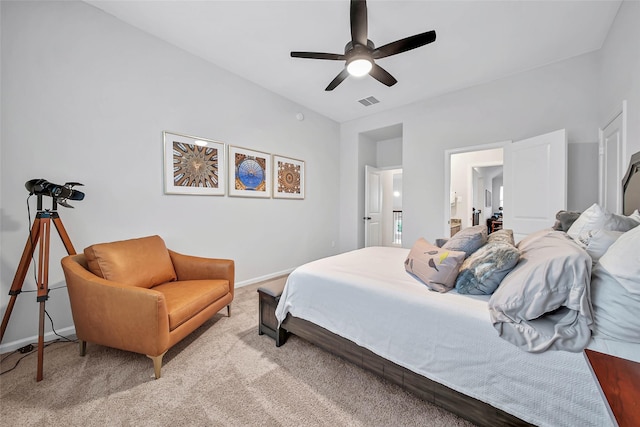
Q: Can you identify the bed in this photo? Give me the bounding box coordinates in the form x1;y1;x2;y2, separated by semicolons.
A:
275;151;640;427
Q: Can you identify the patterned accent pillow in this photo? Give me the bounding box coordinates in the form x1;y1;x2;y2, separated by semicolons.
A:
455;242;520;295
405;238;466;293
488;229;515;246
442;224;488;258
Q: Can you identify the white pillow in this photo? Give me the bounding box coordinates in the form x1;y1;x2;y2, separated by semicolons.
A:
591;226;640;343
575;229;624;265
607;208;640;232
599;226;640;293
567;203;640;240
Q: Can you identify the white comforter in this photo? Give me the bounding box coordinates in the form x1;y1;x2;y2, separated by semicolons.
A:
275;246;611;427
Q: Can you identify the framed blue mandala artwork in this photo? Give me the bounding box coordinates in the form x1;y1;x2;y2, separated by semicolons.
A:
163;131;225;195
228;145;271;198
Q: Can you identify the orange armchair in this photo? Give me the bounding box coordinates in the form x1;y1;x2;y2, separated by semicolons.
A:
61;235;234;379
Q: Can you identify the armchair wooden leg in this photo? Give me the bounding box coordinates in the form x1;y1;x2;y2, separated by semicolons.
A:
79;340;86;356
227;304;231;317
147;352;167;379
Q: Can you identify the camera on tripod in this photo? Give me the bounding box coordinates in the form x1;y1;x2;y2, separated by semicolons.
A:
25;179;85;208
0;179;84;381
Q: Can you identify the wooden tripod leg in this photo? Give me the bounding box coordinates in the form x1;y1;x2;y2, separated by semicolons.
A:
36;216;51;382
0;218;41;344
37;301;46;382
52;216;77;255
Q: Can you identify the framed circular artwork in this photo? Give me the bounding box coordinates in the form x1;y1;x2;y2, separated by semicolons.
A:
228;145;271;197
163;131;226;195
272;154;305;199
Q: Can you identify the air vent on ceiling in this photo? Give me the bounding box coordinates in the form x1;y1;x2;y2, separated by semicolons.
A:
358;96;380;107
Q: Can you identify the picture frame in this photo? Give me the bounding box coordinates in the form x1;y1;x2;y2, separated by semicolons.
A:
163;131;225;196
228;145;271;198
485;189;492;207
272;155;305;199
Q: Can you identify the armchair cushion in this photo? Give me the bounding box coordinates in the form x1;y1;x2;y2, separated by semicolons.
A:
154;279;230;330
84;235;177;288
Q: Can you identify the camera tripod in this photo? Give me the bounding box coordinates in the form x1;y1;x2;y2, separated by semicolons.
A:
0;196;76;381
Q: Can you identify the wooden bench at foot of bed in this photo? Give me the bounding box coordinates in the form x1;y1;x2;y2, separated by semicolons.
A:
281;315;533;427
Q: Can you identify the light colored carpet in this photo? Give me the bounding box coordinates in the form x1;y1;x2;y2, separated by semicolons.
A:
0;278;472;426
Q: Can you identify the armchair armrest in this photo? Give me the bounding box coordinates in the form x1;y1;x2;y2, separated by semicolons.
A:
168;250;235;291
61;255;170;356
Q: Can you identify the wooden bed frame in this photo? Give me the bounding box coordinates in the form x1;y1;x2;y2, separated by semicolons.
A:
278;151;640;427
281;315;532;427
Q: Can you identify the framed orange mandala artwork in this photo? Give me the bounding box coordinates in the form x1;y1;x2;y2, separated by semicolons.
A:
163;131;225;195
272;155;305;199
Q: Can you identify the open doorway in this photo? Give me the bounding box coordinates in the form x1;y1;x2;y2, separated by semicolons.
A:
359;124;403;248
444;142;507;238
445;129;568;242
365;166;403;247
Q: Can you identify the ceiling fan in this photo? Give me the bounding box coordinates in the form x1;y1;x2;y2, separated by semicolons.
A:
291;0;436;91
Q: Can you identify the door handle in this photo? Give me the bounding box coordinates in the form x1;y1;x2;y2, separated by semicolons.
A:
363;217;372;220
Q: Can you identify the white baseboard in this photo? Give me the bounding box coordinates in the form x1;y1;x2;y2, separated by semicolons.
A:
235;268;293;288
0;326;77;354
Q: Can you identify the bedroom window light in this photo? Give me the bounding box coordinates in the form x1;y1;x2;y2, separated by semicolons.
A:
393;210;402;245
500;186;504;208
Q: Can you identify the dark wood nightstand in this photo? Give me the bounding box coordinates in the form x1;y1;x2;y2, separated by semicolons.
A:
584;349;640;427
257;281;288;347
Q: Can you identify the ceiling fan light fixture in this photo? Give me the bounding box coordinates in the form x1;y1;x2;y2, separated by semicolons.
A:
347;57;372;77
290;0;436;90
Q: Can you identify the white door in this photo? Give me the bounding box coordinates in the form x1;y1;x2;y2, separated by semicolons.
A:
503;129;567;242
599;105;626;214
364;165;383;247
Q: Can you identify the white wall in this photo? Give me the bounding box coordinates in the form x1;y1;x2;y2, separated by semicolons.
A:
598;0;640;166
340;52;601;251
568;142;599;211
376;137;402;168
0;1;340;349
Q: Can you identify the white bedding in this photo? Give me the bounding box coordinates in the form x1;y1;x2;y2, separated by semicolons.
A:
275;246;612;427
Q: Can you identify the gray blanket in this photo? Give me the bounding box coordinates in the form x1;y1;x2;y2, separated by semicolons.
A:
488;229;593;352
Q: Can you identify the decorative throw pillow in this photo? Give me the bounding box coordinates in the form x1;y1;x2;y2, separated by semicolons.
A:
405;238;466;293
487;229;515;246
575;229;624;265
552;210;581;232
591;226;640;343
84;235;177;288
567;203;640;240
442;224;488;258
455;242;520;295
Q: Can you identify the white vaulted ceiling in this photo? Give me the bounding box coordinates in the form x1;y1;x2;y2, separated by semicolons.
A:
86;0;622;123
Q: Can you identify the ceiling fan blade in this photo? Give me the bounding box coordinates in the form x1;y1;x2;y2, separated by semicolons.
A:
369;63;397;87
325;68;350;91
350;0;368;46
291;51;345;61
372;30;436;59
